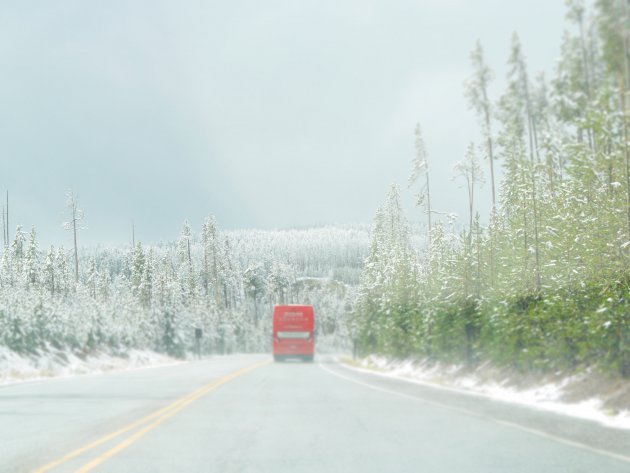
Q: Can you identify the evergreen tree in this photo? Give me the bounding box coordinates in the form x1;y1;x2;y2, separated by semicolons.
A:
465;40;497;208
24;226;39;287
44;245;55;295
409;123;433;245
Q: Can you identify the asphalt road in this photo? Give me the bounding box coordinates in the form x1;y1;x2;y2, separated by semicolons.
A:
1;354;629;473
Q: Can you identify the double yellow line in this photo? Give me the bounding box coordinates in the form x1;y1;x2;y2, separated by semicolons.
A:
33;360;270;473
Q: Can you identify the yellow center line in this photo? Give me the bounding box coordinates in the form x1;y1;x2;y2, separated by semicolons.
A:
33;382;214;473
32;360;270;473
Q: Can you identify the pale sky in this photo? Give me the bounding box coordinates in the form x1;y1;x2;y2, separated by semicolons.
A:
0;0;568;246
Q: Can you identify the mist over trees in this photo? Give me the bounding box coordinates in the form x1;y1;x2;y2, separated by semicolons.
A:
354;0;630;378
0;219;364;359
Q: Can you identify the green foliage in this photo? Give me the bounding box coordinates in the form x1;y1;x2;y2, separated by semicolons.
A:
354;1;630;378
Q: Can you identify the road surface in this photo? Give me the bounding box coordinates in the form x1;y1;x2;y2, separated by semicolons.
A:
1;354;629;472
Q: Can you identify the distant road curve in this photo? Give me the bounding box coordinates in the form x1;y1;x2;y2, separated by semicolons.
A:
0;354;628;473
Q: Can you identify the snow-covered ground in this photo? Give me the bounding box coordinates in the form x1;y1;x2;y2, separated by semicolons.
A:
345;355;630;430
0;346;182;385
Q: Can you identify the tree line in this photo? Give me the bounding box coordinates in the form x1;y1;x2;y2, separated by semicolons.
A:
0;216;360;359
354;0;630;378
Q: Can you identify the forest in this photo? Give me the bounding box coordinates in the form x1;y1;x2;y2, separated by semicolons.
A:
0;219;363;359
354;0;630;378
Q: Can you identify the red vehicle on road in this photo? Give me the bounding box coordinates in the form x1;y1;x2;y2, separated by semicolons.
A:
272;305;315;362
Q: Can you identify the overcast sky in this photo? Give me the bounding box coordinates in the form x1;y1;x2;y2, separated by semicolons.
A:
0;0;568;247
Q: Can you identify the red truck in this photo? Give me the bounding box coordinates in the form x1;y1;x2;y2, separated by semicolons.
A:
272;305;315;362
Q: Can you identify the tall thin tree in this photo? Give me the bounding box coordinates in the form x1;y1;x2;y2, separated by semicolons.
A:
63;190;84;283
409;123;433;250
453;143;485;249
465;40;498;285
6;191;9;245
465;40;497;209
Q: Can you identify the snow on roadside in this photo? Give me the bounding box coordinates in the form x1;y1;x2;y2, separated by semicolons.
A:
347;355;630;430
0;346;182;385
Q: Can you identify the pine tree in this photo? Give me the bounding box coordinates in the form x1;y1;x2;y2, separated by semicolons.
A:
409;123;433;242
201;217;219;301
453;144;485;299
499;34;543;291
87;258;98;299
63;191;83;284
244;262;266;327
55;246;70;296
465;40;497;208
177;221;194;299
131;242;145;296
44;245;55;295
24;226;39;288
11;225;26;283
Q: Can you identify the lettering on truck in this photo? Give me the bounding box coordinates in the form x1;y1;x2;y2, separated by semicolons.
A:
272;305;315;362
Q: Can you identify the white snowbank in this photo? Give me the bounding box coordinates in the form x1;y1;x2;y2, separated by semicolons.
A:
350;355;630;430
0;346;181;385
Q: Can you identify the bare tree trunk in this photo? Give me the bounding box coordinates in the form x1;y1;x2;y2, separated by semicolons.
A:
203;243;209;295
6;191;9;245
523;191;529;270
522;66;542;292
485;119;497;287
577;7;598;159
530;163;542;292
482;96;496;208
65;192;82;284
254;295;259;328
469;181;474;246
213;250;220;306
475;218;482;298
621;0;630;242
73;211;79;283
425;171;432;257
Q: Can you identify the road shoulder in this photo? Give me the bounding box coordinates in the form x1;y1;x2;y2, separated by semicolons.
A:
321;359;630;464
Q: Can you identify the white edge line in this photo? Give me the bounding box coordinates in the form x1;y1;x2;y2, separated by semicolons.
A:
319;362;630;465
335;357;503;399
335;357;630;430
